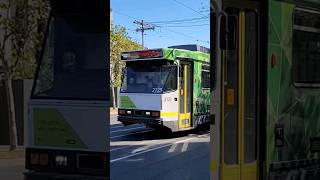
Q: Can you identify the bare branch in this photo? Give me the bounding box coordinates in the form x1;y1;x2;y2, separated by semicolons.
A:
0;0;11;72
2;0;10;47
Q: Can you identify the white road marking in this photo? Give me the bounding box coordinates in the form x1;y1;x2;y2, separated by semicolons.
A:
181;142;189;152
110;146;128;152
111;140;159;152
110;124;144;130
110;126;145;133
131;145;150;154
110;129;153;139
110;137;198;163
111;141;148;152
168;143;178;153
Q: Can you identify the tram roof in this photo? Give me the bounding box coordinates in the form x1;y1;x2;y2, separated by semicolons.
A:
121;48;210;63
164;48;210;62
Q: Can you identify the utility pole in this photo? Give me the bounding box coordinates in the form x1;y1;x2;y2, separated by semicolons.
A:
134;20;155;49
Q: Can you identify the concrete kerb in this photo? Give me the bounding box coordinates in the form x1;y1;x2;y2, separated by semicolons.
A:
0;146;25;159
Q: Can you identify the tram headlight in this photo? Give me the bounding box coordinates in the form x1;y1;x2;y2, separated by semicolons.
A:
55;155;68;166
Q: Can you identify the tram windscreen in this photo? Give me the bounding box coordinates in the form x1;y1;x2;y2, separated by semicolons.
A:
120;61;177;94
32;15;108;100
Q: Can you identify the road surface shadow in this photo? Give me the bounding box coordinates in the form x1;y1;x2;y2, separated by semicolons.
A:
114;123;210;141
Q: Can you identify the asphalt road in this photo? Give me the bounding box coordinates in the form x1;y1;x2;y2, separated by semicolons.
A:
0;164;24;180
110;114;210;180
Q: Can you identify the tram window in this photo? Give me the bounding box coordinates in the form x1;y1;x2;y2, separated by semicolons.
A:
220;15;237;50
32;16;107;100
293;9;320;87
120;61;177;94
163;68;177;92
201;65;210;88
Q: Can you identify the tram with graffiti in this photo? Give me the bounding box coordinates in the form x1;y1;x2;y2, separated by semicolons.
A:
118;45;210;132
210;0;320;179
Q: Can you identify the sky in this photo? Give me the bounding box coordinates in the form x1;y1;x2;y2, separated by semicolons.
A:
110;0;210;49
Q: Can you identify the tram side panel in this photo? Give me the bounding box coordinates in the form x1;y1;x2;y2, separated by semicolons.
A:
192;60;211;127
266;1;320;179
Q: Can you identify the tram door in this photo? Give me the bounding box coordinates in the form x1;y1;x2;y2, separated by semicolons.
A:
179;61;192;129
221;7;259;180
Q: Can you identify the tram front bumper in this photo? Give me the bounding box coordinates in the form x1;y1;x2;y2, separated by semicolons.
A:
117;116;179;131
24;171;107;180
117;115;162;125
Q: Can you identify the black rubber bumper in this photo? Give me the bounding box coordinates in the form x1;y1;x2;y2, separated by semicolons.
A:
24;171;107;180
25;148;108;177
117;115;162;125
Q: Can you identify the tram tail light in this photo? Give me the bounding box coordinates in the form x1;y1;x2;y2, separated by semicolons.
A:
151;111;160;117
118;109;125;115
39;153;49;165
30;153;39;165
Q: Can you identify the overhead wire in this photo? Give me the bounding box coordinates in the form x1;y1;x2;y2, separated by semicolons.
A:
150;20;209;25
147;17;208;24
159;27;209;44
158;24;209;28
112;9;141;21
172;0;208;18
112;9;209;45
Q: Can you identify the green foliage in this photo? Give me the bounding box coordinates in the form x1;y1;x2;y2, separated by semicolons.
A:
110;24;142;87
0;0;49;80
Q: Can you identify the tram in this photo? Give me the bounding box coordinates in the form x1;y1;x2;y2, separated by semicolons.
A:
210;0;320;179
25;0;108;179
118;45;211;132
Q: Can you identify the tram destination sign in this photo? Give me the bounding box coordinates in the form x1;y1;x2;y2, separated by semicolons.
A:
121;49;163;61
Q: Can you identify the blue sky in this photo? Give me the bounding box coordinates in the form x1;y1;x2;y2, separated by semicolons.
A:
110;0;210;49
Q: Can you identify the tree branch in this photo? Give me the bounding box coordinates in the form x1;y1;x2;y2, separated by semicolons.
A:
0;0;11;74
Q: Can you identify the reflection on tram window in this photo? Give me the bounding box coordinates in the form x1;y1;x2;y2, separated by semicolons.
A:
293;9;320;87
32;16;107;100
120;61;177;94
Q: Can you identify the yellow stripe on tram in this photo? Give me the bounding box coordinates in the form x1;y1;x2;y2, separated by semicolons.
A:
160;112;178;117
160;112;191;119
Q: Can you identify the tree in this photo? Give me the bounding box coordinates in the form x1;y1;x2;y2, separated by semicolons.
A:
0;0;49;150
110;24;141;109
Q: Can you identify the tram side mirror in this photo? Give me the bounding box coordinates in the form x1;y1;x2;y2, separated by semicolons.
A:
220;15;237;50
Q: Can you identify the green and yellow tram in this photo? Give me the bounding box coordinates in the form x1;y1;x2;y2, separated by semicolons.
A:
210;0;320;179
118;45;211;132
